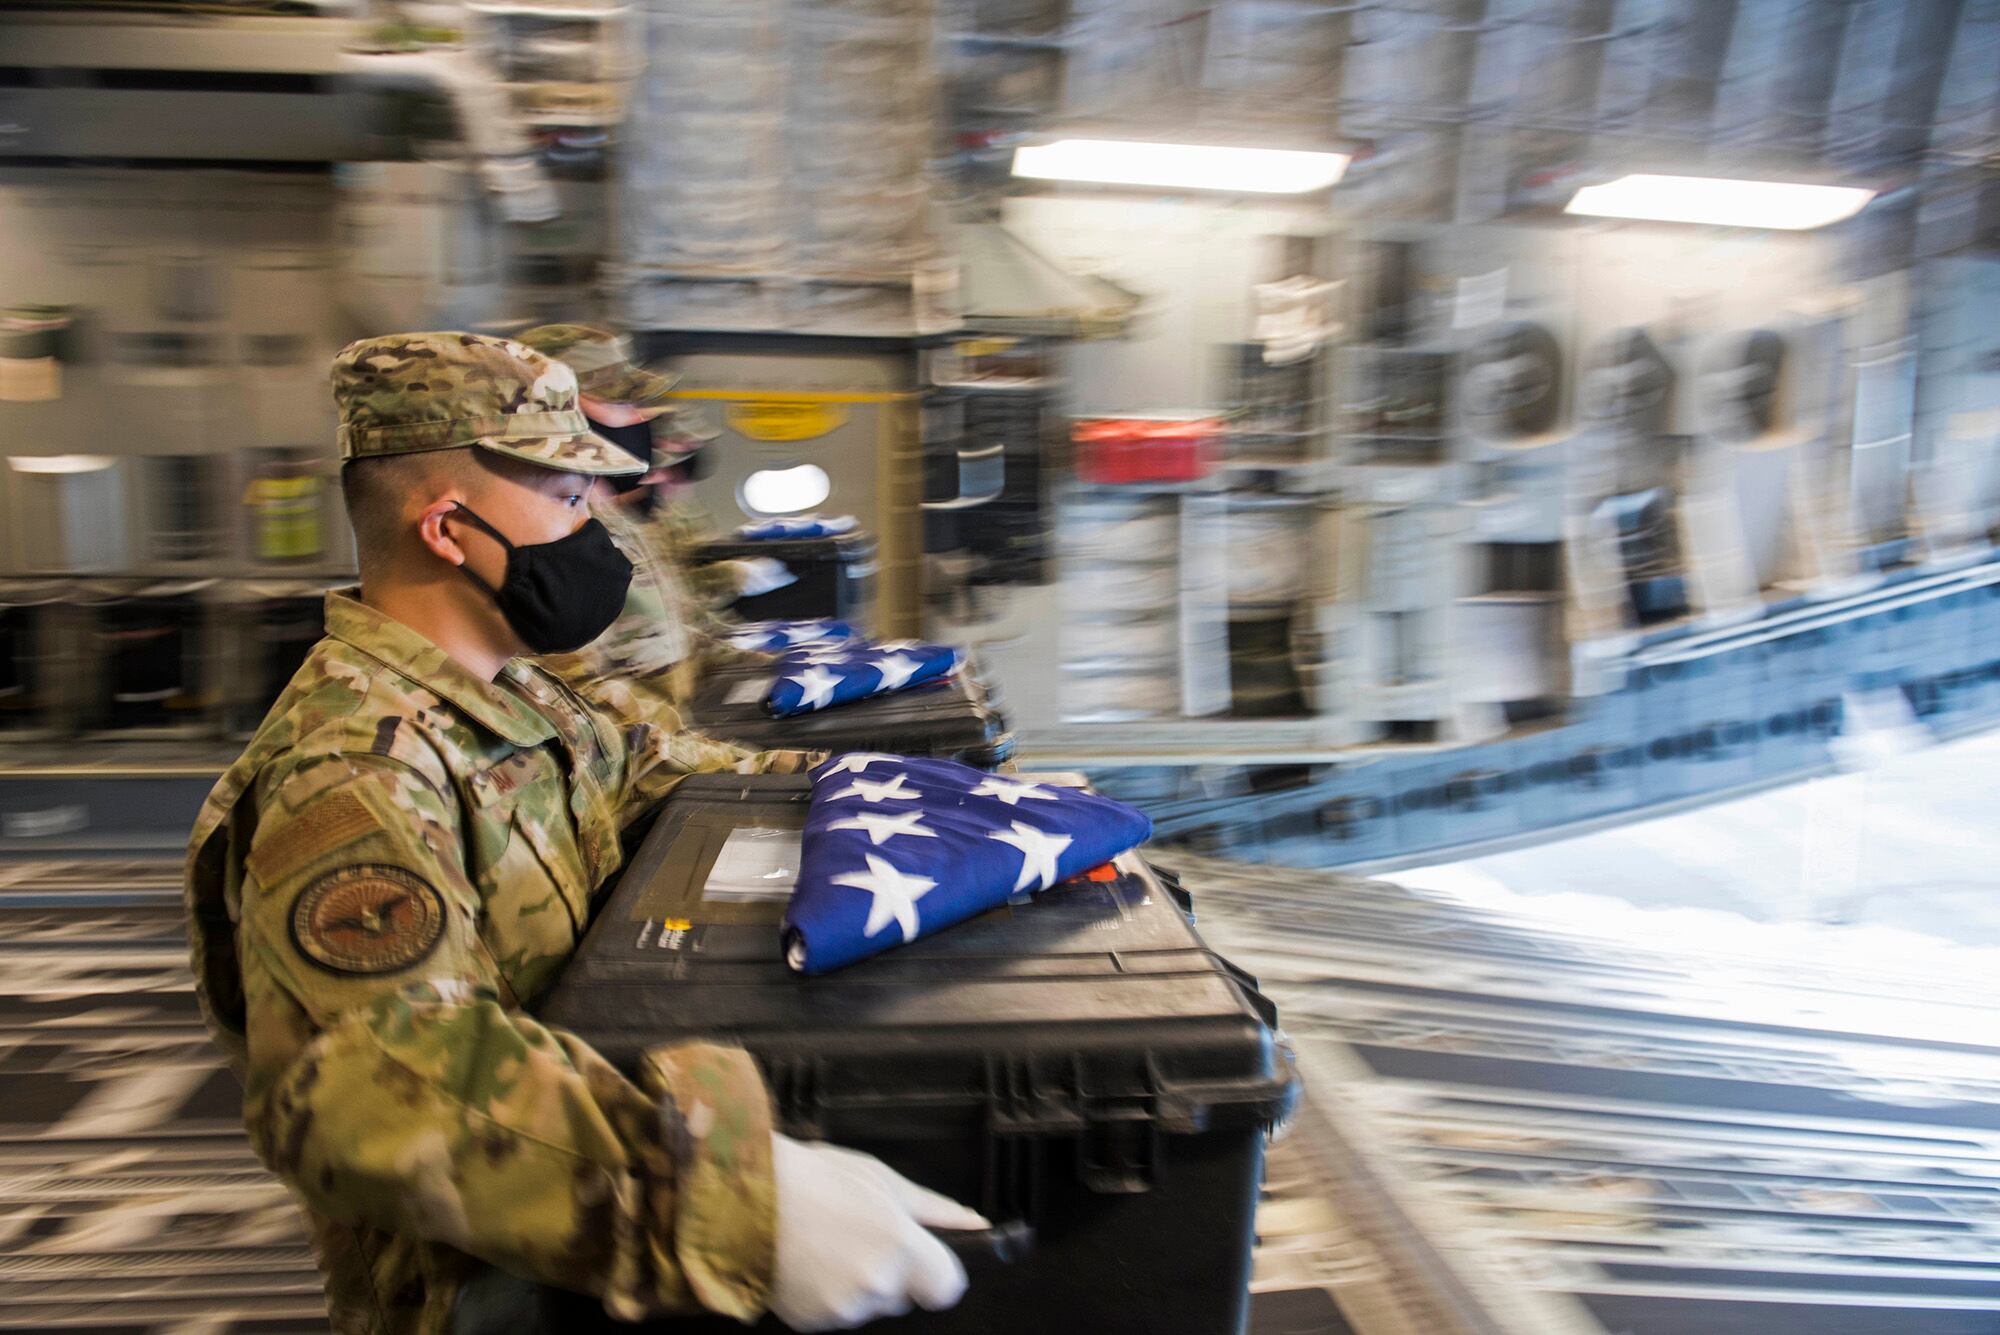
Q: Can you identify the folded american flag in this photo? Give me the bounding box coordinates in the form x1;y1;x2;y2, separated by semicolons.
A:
737;514;858;540
783;755;1154;973
766;639;960;717
725;619;860;653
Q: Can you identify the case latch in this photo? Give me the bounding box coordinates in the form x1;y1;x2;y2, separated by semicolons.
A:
1152;865;1196;924
1078;1094;1162;1193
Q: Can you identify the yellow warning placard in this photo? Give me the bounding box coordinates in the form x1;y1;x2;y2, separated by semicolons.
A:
726;401;848;442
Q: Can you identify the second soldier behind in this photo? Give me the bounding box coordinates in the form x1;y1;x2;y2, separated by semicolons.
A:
514;322;794;715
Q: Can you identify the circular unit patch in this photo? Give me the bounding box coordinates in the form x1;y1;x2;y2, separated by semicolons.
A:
290;864;445;976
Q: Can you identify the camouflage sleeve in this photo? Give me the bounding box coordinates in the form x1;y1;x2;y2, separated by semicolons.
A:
645;505;747;624
684;558;752;611
694;630;779;677
235;756;775;1321
642;555;734;640
613;706;824;810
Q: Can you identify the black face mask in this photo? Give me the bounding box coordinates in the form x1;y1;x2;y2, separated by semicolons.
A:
593;417;656;480
595;417;664;516
605;467;658;517
447;503;632;654
662;444;714;485
624;484;661;518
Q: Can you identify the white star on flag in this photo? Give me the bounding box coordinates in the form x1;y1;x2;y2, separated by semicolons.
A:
824;752;899;777
786;665;841;710
970;776;1058;807
828;810;938;846
829;772;922;804
871;653;923;691
830;853;938;942
987;820;1073;894
786;755;1156;974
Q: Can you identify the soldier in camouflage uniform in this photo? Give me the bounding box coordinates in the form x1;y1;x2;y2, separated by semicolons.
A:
185;333;981;1334
515;324;786;713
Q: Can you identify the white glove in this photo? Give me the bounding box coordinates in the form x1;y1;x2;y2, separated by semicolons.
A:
738;557;798;597
767;1133;989;1332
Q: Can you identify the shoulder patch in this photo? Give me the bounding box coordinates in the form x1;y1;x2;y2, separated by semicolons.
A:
289;864;446;976
248;789;379;887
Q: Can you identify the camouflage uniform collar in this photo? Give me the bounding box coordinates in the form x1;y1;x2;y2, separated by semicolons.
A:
322;589;557;748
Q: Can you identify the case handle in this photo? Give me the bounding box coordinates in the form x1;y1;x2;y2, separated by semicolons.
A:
938;1218;1034;1265
921;441;1006;511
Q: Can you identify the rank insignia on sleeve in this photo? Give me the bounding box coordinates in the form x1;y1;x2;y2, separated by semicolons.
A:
248;789;378;887
290;865;446;976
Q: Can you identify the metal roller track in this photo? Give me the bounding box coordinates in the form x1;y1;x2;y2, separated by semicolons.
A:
1163;851;2000;1335
0;856;323;1333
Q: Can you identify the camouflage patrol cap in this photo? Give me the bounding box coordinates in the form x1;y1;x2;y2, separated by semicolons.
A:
513;323;679;408
657;401;723;455
331;332;645;477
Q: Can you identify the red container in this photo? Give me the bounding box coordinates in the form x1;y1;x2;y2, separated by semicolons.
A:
1074;418;1216;484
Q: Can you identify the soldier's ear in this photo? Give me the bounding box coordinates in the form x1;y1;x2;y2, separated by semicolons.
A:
416;501;469;567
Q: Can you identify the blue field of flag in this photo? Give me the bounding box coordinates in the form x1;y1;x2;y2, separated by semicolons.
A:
726;619;861;653
765;640;961;717
783;755;1154;973
737;514;858;540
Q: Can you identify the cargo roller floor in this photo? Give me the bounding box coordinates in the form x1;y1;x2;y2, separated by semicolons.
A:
1170;851;2000;1335
12;837;1994;1332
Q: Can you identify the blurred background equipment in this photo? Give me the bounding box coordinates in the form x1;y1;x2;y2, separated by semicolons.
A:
690;528;878;626
6;0;2000;1331
659;347;917;633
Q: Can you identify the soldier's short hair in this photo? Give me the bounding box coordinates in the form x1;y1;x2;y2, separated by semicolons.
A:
339;448;557;572
340;451;455;565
